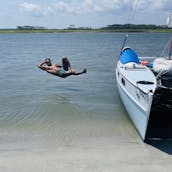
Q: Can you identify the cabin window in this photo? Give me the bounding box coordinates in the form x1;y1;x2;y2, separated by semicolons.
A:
121;78;125;86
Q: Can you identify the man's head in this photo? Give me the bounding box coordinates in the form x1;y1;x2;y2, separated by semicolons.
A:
45;58;52;66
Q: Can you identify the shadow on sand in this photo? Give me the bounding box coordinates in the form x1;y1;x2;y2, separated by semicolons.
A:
146;139;172;154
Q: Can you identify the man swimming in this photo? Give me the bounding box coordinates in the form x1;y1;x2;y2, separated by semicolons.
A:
37;57;87;78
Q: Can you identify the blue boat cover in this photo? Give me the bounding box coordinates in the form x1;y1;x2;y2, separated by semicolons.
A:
119;48;139;64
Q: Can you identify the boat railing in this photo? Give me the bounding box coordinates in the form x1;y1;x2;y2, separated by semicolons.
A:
156;70;169;80
136;81;154;95
155;63;172;86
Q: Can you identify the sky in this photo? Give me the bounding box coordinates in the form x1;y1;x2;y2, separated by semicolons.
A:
0;0;171;28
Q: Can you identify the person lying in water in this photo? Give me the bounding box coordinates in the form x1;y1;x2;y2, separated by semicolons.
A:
37;57;87;78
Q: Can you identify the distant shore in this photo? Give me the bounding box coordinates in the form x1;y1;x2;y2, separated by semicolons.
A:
0;29;172;33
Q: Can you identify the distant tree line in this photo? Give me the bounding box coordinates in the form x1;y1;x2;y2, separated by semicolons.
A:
14;24;171;31
101;24;168;30
17;26;47;30
66;27;92;30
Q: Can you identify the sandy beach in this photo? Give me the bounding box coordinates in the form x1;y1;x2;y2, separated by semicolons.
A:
0;134;172;172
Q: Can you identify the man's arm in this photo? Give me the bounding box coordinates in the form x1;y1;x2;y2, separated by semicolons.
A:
37;65;46;70
37;61;52;71
37;61;46;70
37;64;52;71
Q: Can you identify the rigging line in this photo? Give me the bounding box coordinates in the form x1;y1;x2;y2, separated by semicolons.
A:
127;0;139;24
120;0;139;54
160;36;172;57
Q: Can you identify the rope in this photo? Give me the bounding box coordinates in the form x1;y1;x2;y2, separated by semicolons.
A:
160;36;172;57
120;0;139;55
127;0;139;24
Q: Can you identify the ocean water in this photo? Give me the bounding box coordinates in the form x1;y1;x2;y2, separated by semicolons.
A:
0;32;172;171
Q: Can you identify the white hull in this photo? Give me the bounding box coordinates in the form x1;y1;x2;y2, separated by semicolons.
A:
116;60;156;140
116;77;153;139
116;47;172;141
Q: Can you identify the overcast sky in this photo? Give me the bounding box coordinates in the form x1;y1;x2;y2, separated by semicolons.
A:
0;0;171;28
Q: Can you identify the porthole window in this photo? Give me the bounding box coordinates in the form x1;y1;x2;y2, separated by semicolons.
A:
121;78;125;86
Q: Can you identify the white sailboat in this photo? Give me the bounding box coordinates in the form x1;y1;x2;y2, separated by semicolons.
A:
116;39;172;141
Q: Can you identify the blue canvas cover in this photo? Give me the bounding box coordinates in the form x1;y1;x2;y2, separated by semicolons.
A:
119;48;139;64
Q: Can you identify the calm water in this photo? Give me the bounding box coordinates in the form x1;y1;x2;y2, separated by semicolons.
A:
0;32;171;151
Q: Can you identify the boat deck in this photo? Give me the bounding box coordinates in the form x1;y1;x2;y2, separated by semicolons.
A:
120;64;156;93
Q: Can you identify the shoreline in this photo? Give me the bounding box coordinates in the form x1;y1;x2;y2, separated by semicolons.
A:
0;29;172;33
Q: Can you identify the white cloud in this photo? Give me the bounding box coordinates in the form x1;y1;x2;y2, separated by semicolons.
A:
154;0;172;11
84;0;93;7
54;1;68;11
19;0;171;17
18;0;172;25
135;0;172;12
20;2;40;12
82;0;120;12
0;0;170;28
54;1;82;14
52;0;129;14
44;7;56;16
20;2;55;17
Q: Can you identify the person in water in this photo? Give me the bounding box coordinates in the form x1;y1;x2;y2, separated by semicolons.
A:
37;57;87;78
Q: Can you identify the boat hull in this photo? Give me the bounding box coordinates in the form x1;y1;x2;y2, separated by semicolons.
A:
116;47;172;141
116;48;156;140
116;77;150;140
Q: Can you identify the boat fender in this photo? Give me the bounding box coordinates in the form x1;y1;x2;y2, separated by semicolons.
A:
141;61;148;66
141;61;153;68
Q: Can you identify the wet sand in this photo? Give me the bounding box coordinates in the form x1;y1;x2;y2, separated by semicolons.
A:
0;136;172;172
0;117;172;172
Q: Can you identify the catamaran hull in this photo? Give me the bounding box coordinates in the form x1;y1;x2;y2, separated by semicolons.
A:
116;47;172;141
116;79;150;140
117;78;172;141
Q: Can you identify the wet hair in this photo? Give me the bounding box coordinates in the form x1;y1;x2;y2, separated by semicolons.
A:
45;58;52;66
62;57;70;67
45;58;51;62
